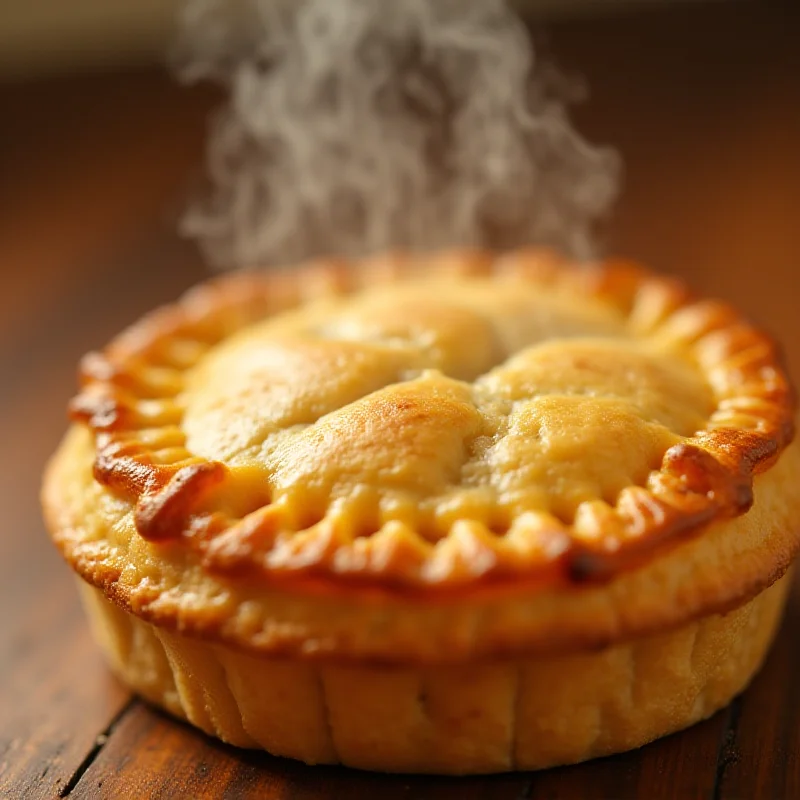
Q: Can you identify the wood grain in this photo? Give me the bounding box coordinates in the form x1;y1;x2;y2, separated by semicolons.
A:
0;70;208;798
64;699;733;799
2;4;799;798
715;579;800;800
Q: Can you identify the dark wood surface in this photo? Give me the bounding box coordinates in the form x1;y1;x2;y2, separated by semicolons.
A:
2;4;799;798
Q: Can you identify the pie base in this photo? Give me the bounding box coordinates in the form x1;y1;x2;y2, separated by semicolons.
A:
78;571;791;774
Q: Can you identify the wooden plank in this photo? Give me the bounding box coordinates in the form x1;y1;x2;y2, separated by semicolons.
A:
714;578;800;799
0;575;131;799
0;69;208;793
63;697;736;799
68;702;536;800
0;69;208;797
524;710;730;800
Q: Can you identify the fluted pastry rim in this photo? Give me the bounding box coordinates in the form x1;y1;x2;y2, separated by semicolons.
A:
62;250;795;589
43;249;800;662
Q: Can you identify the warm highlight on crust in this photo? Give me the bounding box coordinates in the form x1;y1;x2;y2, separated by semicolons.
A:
66;249;795;594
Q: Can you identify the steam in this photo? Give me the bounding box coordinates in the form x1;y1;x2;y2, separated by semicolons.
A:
175;0;620;269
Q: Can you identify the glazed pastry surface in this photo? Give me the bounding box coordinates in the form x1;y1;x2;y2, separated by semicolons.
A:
43;250;800;772
63;250;794;590
45;249;799;663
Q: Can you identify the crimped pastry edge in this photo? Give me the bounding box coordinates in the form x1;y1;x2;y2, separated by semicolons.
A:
44;425;800;663
63;249;797;592
77;571;791;774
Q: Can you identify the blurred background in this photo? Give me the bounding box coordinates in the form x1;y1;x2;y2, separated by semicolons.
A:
2;2;800;795
0;0;712;79
3;0;797;378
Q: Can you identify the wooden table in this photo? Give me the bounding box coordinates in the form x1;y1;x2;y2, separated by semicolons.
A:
2;4;799;798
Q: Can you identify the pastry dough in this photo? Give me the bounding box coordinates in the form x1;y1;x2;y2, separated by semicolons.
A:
43;249;799;773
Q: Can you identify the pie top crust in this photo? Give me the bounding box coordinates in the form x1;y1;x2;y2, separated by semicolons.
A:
44;249;800;661
61;249;794;586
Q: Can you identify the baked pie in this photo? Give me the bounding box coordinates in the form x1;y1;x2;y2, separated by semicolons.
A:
43;249;799;774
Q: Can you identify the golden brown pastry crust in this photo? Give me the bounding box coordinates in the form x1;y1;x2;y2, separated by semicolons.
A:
74;572;791;773
62;250;794;588
42;425;800;663
43;248;800;663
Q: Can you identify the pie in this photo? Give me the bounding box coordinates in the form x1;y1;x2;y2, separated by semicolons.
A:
42;249;799;774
